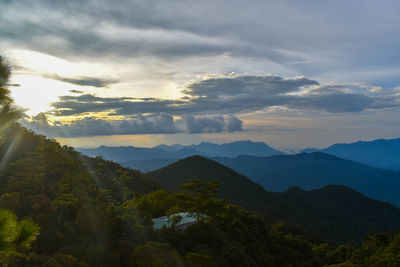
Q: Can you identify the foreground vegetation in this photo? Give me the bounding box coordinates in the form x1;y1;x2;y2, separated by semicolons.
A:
1;125;400;266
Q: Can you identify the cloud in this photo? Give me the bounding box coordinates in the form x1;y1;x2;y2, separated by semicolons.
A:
2;0;400;88
50;74;398;117
183;115;225;133
44;74;118;87
226;116;243;132
21;112;243;137
3;0;400;146
288;92;385;113
7;83;20;87
69;89;85;94
181;115;243;133
183;75;318;97
0;0;341;79
52;94;137;116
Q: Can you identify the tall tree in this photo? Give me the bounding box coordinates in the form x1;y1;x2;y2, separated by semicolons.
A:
0;56;21;143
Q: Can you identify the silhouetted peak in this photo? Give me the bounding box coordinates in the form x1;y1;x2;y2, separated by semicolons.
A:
296;152;342;160
318;184;361;194
285;186;305;194
180;155;209;162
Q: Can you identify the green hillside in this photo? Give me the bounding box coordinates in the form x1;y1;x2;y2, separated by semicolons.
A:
0;124;162;265
1;125;400;265
149;156;400;243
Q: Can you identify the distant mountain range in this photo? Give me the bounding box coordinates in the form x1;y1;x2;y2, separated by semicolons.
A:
126;153;400;207
148;156;400;243
78;138;400;207
80;137;400;171
123;158;178;172
77;140;285;162
214;153;400;206
301;138;400;170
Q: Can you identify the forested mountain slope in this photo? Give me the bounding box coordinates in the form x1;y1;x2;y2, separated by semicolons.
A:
1;125;400;264
124;152;400;208
0;124;162;265
149;156;400;243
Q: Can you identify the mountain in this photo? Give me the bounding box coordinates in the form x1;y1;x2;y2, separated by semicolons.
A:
274;185;400;244
183;140;284;157
77;145;210;162
148;156;400;243
149;156;272;211
78;145;171;162
125;153;400;207
123;158;179;173
0;126;161;200
153;144;184;152
301;138;400;170
0;124;165;265
77;140;284;163
214;153;400;206
3;124;400;262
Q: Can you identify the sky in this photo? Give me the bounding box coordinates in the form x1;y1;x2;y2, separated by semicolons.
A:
1;0;400;151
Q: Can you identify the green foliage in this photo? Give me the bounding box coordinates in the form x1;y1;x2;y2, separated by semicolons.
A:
0;56;22;144
0;209;18;253
0;209;39;264
15;218;40;251
149;156;400;244
0;124;162;265
134;180;321;266
136;190;177;219
342;233;400;266
185;252;216;267
42;253;78;267
130;242;184;267
178;179;226;220
2;124;400;266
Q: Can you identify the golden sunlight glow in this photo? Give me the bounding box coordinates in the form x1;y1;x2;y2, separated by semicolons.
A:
6;49;118;116
6;49;185;117
56;135;157;148
8;49;112;76
9;49;78;75
10;75;75;116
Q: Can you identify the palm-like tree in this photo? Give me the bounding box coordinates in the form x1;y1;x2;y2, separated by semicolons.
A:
0;209;40;263
0;56;22;144
0;56;12;105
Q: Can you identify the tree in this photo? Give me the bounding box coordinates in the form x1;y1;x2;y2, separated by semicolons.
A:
178;179;226;220
0;56;22;144
136;190;177;219
130;241;184;267
185;252;216;267
0;209;40;264
0;56;12;102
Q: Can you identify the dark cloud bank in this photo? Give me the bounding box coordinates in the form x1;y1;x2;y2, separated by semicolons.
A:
52;74;397;116
45;74;119;88
3;0;400;87
22;74;398;137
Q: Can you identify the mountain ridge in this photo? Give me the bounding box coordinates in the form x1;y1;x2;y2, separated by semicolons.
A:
122;152;400;207
214;152;400;206
77;140;285;162
301;137;400;170
148;155;400;243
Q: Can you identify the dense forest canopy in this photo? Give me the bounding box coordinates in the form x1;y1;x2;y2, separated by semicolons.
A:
1;57;400;266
